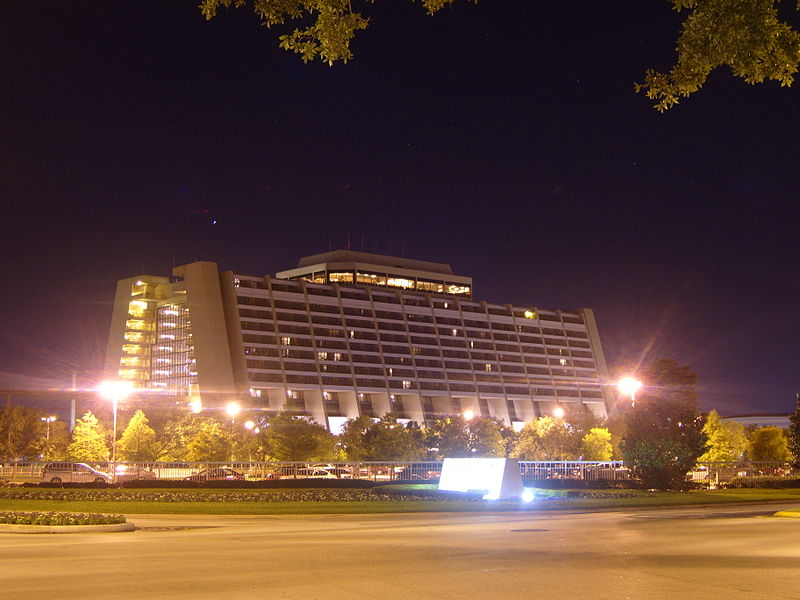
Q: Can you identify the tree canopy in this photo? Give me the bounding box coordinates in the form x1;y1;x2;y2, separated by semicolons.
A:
620;358;706;489
200;0;472;65
698;409;748;462
200;1;800;110
67;411;109;462
789;395;800;468
117;410;158;462
638;0;800;111
747;426;791;461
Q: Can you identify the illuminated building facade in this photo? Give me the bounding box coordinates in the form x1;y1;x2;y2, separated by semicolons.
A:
104;251;614;430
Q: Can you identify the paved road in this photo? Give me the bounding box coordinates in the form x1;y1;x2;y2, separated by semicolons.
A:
1;504;799;600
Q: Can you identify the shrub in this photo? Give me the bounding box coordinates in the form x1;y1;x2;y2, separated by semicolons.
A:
0;511;125;525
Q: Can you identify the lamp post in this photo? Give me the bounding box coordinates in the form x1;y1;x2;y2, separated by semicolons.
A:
40;416;57;441
98;380;134;482
617;376;643;407
225;402;241;462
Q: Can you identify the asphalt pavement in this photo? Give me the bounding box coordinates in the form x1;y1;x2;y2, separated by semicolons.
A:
1;503;799;600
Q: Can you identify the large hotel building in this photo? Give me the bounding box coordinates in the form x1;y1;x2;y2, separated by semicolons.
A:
104;251;614;430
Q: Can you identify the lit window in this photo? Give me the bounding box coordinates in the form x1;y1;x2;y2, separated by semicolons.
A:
451;329;458;336
249;388;262;398
559;358;567;366
350;330;355;338
317;351;328;360
402;380;412;389
333;352;343;361
388;368;394;376
234;278;241;287
485;363;493;372
524;310;536;319
281;336;292;346
443;302;449;309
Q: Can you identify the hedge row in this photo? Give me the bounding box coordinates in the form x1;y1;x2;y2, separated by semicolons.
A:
0;488;470;503
0;511;125;525
725;477;800;489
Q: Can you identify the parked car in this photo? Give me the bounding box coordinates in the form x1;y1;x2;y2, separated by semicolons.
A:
183;467;245;482
114;464;157;482
41;462;110;484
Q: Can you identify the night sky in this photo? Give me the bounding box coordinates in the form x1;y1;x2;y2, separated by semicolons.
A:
1;1;798;415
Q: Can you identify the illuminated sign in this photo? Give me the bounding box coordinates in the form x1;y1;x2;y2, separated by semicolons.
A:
438;458;525;500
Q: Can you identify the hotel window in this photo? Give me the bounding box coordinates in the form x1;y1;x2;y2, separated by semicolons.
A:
402;380;412;389
317;351;328;360
281;336;291;345
387;277;415;289
328;271;354;283
333;352;343;361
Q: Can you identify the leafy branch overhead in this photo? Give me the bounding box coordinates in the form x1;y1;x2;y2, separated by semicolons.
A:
199;0;473;65
637;0;800;111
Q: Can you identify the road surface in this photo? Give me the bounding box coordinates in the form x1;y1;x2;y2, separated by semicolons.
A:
1;503;799;599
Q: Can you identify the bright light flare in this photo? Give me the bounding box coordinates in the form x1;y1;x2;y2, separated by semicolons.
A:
617;376;642;396
189;398;202;413
463;409;475;421
553;406;565;419
521;488;535;503
97;380;134;402
244;420;255;430
225;402;241;417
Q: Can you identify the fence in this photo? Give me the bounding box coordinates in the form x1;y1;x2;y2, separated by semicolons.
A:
0;460;794;485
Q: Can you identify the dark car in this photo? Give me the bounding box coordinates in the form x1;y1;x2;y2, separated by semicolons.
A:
183;467;245;482
114;464;158;482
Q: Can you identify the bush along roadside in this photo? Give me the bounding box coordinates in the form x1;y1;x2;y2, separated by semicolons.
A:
725;477;800;489
0;511;126;526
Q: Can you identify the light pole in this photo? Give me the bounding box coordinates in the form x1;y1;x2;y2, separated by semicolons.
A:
617;376;643;407
98;380;134;481
40;416;57;441
225;402;241;462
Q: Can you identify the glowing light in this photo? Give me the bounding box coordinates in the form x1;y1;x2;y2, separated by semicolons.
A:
523;310;536;319
225;402;241;417
97;380;134;402
521;488;535;502
189;398;202;413
617;376;642;396
463;409;475;421
244;420;255;430
553;406;565;419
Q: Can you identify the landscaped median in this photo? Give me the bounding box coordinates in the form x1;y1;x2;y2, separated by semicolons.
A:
0;510;134;534
1;485;800;515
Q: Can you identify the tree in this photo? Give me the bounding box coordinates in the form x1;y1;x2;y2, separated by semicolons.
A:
185;418;231;462
426;416;506;459
581;428;613;461
638;0;800;111
117;410;158;462
697;410;748;462
620;359;706;489
747;426;791;461
67;411;110;462
200;0;473;65
339;414;425;461
789;394;800;468
0;404;46;461
511;416;581;460
260;413;335;461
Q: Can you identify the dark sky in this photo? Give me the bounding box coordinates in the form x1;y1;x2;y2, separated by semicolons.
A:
1;1;798;415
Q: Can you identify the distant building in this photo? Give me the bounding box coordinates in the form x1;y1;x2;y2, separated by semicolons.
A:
721;414;791;429
104;251;614;430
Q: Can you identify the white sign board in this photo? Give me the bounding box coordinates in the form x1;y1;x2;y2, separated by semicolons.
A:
438;458;524;500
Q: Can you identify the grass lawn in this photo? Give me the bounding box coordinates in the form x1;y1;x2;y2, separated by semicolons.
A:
0;486;799;515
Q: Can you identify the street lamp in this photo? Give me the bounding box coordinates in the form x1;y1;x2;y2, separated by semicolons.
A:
40;416;57;441
617;376;643;407
225;402;241;462
98;380;134;480
553;406;565;419
463;409;475;421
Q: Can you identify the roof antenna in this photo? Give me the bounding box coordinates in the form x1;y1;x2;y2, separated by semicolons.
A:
346;232;351;250
361;233;365;252
328;239;332;251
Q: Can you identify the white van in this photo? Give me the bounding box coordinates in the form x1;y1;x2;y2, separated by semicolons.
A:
41;462;110;484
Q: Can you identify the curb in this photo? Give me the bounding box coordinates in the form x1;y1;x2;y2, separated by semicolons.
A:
0;522;135;534
773;511;800;519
